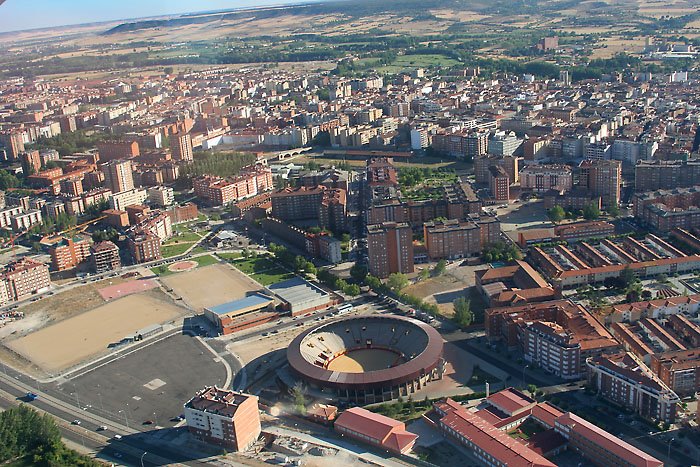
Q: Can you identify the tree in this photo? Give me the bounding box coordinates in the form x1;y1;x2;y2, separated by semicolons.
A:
387;273;409;293
453;297;474;328
641;290;653;300
433;259;447;276
548;205;565;224
341;233;351;244
419;268;430;281
210;213;221;221
343;284;361;296
619;265;635;288
0;405;100;466
583;202;601;220
607;205;621;218
350;264;368;282
291;382;307;415
0;170;22;190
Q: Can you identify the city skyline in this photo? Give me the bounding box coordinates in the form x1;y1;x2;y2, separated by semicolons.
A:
0;0;304;33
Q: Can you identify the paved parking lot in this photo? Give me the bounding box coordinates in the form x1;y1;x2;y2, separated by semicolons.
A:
58;333;227;430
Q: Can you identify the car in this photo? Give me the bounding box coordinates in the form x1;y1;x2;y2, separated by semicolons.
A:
113;452;122;459
261;332;269;337
25;392;38;401
271;330;279;334
97;425;107;431
142;420;154;425
113;434;122;440
72;420;81;425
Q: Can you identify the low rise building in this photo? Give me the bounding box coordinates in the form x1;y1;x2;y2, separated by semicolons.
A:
334;407;417;455
204;293;277;335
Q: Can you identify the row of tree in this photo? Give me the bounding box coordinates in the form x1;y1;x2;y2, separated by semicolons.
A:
0;405;100;466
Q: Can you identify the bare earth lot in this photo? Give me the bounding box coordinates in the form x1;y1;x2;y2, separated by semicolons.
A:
7;292;184;373
160;263;259;310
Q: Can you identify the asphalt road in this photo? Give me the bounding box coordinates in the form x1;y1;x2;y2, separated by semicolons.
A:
0;367;211;466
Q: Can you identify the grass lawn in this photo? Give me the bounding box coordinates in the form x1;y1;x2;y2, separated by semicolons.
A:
151;265;175;277
193;255;219;268
190;246;207;255
217;252;242;261
164;232;201;244
230;256;295;286
509;419;545;441
161;243;192;258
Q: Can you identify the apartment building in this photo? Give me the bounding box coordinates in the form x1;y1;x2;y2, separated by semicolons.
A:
128;233;161;264
487;131;522;157
635;159;700;192
633;186;700;232
0;131;25;160
271;186;327;221
170;132;194;161
96;140;140;162
184;387;261;451
147;186;175;207
49;237;91;272
486;300;620;379
102;159;134;194
366;157;398;187
577;159;622;207
650;349;700;396
587;352;679;423
20;150;41;175
110;188;148;211
318;188;347;232
1;258;51;302
90;241;121;273
193;164;273;206
520;165;573;192
474;155;521;184
489;165;510;201
423;216;500;260
367;222;414;278
10;210;42;231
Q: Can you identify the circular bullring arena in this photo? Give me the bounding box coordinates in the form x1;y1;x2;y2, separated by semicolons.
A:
287;315;445;403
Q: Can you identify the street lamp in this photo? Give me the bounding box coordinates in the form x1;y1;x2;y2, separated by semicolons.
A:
140;451;147;467
522;364;529;388
668;437;675;462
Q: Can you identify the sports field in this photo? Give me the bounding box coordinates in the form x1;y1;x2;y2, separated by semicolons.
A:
326;349;404;373
160;263;259;310
7;293;183;373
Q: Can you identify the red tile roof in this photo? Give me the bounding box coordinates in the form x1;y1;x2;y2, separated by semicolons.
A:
556;413;663;467
439;404;556;467
334;407;417;454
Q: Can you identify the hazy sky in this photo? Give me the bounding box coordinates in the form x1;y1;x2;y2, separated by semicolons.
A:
0;0;303;33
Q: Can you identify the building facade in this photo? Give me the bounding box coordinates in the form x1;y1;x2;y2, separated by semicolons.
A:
184;387;261;451
367;222;414;278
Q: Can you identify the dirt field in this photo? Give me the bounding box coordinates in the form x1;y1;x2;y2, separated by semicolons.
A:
327;349;404;373
160;263;259;310
6;292;184;373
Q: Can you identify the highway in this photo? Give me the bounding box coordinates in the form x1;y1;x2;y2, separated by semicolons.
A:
0;368;210;466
